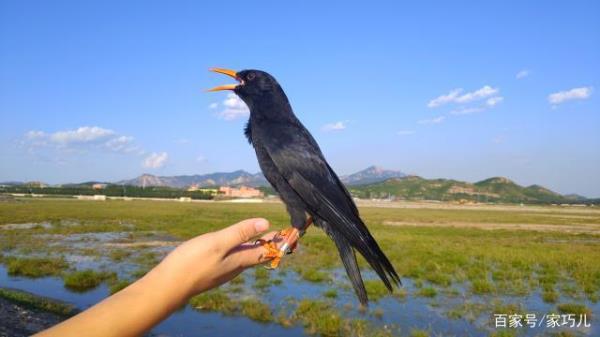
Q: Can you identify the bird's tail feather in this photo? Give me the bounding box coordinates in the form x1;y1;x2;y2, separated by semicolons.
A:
309;187;401;291
326;222;369;305
353;218;402;291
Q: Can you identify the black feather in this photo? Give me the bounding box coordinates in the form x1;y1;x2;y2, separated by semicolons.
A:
230;69;401;304
244;121;253;145
317;218;368;306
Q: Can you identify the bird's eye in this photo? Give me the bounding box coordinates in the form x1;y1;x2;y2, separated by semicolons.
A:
247;73;256;81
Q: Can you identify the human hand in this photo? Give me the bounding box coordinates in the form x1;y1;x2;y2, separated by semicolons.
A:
152;218;277;299
35;218;277;337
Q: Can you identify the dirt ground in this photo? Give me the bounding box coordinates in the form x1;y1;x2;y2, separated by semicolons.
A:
355;199;600;214
0;297;64;337
383;220;600;234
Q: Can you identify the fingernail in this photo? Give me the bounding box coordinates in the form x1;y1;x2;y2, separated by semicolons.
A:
254;219;269;232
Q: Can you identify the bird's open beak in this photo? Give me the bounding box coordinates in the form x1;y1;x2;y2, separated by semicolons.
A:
206;68;241;92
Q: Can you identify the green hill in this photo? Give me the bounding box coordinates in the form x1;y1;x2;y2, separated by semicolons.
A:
349;176;589;204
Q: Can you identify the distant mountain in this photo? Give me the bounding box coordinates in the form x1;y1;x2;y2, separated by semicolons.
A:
0;181;24;186
62;181;111;188
2;167;594;204
563;193;588;201
116;170;268;188
116;166;405;189
340;166;406;186
349;175;587;204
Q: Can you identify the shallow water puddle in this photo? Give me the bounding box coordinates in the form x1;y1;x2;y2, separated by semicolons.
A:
1;227;598;337
0;265;305;337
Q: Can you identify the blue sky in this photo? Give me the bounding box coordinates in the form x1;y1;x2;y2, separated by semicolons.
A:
1;1;598;197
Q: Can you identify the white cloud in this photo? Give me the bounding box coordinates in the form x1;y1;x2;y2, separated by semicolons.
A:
104;136;138;153
427;89;463;108
196;155;207;162
548;87;592;105
449;107;483;115
50;126;115;145
143;152;168;169
212;93;249;120
21;126;146;156
397;130;415;136
486;96;504;107
418;116;445;124
446;95;503;116
454;86;498;104
321;121;347;132
516;70;530;79
428;85;499;108
26;130;46;139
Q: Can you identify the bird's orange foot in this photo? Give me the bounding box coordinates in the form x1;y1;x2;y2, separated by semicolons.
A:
255;239;284;269
255;218;313;269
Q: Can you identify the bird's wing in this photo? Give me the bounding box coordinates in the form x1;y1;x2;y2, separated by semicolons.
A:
257;123;400;289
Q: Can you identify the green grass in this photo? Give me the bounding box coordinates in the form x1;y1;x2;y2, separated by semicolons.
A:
133;251;159;267
108;279;131;294
290;299;395;337
542;289;559;303
1;198;600;335
417;286;437;298
109;249;131;262
189;289;237;315
189;290;273;323
294;299;342;337
323;288;338;299
410;329;429;337
300;268;329;283
471;279;494;295
229;274;245;285
2;200;599;299
364;280;390;301
488;330;517;337
556;303;592;317
240;298;273;322
254;267;269;280
253;267;271;289
0;287;77;316
5;256;68;278
63;269;116;291
424;271;452;287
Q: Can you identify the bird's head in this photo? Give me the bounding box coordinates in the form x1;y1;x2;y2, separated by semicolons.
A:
207;68;287;111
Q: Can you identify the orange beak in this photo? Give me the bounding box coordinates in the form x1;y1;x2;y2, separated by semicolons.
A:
207;68;240;92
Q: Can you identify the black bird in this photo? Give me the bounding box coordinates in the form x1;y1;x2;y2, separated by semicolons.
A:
208;68;400;305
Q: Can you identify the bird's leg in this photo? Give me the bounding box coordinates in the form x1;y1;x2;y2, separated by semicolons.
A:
257;216;313;269
281;216;313;254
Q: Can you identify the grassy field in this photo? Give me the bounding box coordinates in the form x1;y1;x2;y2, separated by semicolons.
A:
1;198;599;336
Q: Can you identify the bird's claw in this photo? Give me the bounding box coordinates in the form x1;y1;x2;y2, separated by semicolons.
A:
255;224;308;269
255;239;284;269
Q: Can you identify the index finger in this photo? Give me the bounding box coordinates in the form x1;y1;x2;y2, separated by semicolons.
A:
215;218;270;251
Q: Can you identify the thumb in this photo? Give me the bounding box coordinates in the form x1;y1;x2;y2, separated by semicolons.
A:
217;218;270;251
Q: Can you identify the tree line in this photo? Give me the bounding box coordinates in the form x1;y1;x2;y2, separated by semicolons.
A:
0;185;213;200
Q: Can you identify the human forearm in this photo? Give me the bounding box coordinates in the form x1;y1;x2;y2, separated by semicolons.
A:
36;260;192;337
35;218;272;337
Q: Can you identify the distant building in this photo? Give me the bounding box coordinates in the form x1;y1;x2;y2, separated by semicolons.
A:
187;185;218;195
219;186;263;198
26;181;47;188
92;183;107;190
77;195;106;201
